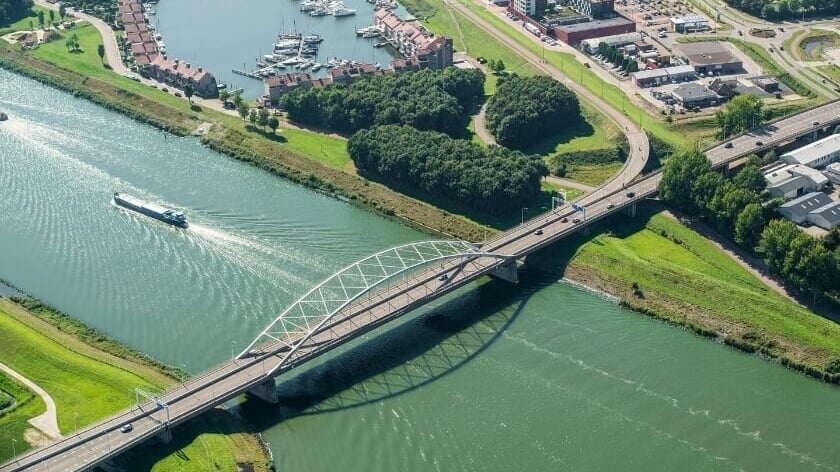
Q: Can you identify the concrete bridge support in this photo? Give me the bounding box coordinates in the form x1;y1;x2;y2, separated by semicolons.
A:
489;258;518;283
247;378;279;404
626;203;637;218
157;428;173;444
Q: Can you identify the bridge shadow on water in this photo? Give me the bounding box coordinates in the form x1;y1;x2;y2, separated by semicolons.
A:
234;262;576;430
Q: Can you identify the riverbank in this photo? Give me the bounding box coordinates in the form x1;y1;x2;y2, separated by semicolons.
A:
0;298;271;470
537;204;840;385
3;13;840;388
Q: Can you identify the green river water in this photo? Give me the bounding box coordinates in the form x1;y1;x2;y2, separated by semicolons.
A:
1;70;839;471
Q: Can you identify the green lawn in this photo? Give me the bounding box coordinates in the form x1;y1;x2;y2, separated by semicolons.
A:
816;64;840;86
555;208;840;368
0;6;52;36
796;29;840;61
565;162;624;186
455;0;687;148
0;300;268;470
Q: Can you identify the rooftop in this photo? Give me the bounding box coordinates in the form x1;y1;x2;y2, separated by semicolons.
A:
781;133;840;167
677;41;741;66
672;83;717;100
556;16;635;33
812;202;840;226
779;192;834;218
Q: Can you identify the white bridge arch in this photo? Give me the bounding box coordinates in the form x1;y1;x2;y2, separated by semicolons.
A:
238;240;512;376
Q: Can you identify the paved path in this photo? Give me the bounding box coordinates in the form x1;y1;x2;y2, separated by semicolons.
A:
0;362;61;440
472;103;497;145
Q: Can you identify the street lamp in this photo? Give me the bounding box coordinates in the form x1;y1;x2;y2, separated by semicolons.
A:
231;340;238;361
521;207;528;225
11;438;17;463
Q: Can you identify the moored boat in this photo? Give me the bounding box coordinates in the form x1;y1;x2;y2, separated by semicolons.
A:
113;192;188;228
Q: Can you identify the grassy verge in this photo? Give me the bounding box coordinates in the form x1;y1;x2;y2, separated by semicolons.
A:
538;205;840;383
0;6;51;36
816;64;840;87
0;298;270;470
676;36;817;99
795;29;840;61
783;29;806;60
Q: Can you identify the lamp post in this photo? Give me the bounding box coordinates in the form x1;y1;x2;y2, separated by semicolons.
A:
231;340;238;361
521;207;528;225
12;438;17;462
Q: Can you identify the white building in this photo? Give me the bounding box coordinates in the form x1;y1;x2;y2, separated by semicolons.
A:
514;0;537;16
778;192;840;229
780;134;840;168
581;32;643;54
669;15;709;33
764;164;829;199
825;162;840;185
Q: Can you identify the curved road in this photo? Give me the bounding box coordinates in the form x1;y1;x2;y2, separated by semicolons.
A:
445;0;650;195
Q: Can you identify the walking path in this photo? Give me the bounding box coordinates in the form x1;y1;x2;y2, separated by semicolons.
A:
0;362;61;440
472;103;496;145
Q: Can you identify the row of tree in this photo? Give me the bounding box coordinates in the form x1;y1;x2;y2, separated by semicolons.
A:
596;42;639;74
724;0;838;20
0;0;32;24
484;75;581;150
348;125;547;214
715;94;764;138
659;148;840;300
281;68;484;137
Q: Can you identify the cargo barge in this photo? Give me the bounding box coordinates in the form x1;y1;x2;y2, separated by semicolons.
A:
113;192;188;228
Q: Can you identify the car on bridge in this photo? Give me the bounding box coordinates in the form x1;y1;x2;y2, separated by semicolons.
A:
572;218;581;224
534;229;543;235
438;274;448;282
626;191;635;198
756;141;764;146
607;203;615;209
724;142;733;148
120;424;133;433
561;217;568;223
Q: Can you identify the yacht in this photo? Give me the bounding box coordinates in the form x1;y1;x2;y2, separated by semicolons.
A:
281;56;307;66
311;62;323;72
303;34;323;44
310;8;327;16
332;7;356;16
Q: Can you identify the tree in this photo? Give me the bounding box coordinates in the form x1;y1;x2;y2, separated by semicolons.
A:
97;44;105;64
248;108;258;127
268;116;280;134
232;91;243;108
658;148;712;213
734;203;765;248
59;4;66;20
37;9;43;27
183;84;194;104
759;218;801;271
715;93;763;137
257;107;269;130
237;102;249;122
219;89;230;105
492;59;506;75
48;9;54;24
732;155;766;193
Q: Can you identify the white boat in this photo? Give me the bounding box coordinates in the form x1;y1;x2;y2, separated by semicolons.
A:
310;8;327;16
275;39;300;49
281;56;307;66
332;7;356;16
264;54;280;63
362;30;379;38
300;1;317;10
311;63;322;71
303;34;323;43
300;61;314;69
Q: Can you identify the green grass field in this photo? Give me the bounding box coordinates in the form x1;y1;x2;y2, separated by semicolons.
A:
816;64;840;86
0;6;52;36
0;299;268;470
551;207;840;368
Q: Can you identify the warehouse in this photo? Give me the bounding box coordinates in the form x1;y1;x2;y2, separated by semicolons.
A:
554;16;636;44
581;32;643;53
781;134;840;168
671;83;720;108
669;15;709;33
676;42;743;75
630;64;695;87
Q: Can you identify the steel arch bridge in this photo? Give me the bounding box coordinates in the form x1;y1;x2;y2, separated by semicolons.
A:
238;240;513;376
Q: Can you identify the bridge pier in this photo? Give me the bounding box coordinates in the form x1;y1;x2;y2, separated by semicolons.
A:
157;428;173;444
489;258;519;283
625;203;637;218
247;378;279;404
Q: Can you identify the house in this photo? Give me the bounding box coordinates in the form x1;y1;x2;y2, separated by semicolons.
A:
149;57;218;98
708;78;738;99
671;83;719;108
781;134;840;168
263;73;314;105
375;10;453;69
778;192;837;228
764;164;829;199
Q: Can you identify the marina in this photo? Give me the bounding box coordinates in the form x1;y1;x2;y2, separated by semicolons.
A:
153;0;403;97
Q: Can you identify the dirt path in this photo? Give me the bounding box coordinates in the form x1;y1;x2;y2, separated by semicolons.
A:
472;103;497;145
0;361;62;440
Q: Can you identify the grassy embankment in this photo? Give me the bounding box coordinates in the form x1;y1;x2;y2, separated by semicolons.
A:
0;298;270;471
400;0;630;187
539;206;840;383
0;6;51;36
795;29;840;61
816;64;840;88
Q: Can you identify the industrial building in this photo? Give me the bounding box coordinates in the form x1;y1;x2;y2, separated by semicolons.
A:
581;32;642;53
567;0;616;18
826;162;840;184
553;16;636;44
671;83;720;108
778;192;840;230
764;164;830;199
780;134;840;168
669;15;710;33
676;42;743;75
630;64;696;87
511;0;547;17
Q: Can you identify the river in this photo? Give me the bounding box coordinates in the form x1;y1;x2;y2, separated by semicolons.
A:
1;70;839;471
152;0;403;98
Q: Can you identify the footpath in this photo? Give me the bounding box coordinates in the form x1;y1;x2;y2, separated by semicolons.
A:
0;361;61;440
